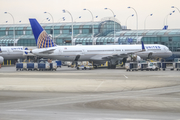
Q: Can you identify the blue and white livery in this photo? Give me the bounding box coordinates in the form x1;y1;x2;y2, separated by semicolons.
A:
28;18;172;68
0;46;25;64
29;19;56;48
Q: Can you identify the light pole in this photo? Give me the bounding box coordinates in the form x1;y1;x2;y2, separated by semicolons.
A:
128;7;138;43
44;12;54;43
126;14;134;29
164;11;175;28
63;9;74;45
104;8;116;45
171;6;180;13
4;12;15;46
62;17;65;21
164;13;171;26
166;13;172;26
83;8;95;45
57;17;65;23
167;11;175;25
74;16;81;22
41;18;49;23
144;14;153;30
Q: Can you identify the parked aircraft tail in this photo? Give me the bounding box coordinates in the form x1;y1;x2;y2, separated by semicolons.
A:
29;19;56;48
141;41;145;51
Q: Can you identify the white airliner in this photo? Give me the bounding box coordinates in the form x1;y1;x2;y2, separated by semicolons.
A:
0;46;24;64
28;18;172;68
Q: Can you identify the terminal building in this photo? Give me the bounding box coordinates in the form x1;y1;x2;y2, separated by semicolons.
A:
0;17;180;64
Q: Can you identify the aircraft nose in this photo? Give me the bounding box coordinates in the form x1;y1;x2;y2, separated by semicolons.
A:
168;51;172;57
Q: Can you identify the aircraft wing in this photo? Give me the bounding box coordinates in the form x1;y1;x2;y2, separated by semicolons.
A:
102;54;129;60
90;53;132;61
13;47;56;55
90;41;146;60
37;48;56;54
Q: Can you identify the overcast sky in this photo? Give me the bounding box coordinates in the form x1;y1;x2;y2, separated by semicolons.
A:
1;0;180;30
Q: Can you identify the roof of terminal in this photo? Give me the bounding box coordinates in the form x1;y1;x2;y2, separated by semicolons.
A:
1;20;180;37
0;21;101;29
106;29;180;37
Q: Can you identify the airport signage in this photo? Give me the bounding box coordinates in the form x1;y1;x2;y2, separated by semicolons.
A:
145;46;161;49
11;47;23;50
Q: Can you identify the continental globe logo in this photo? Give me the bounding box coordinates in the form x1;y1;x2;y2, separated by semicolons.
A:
37;31;56;48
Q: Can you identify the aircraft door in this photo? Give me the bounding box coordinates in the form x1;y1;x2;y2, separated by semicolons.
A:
81;49;85;55
59;48;62;55
2;48;9;55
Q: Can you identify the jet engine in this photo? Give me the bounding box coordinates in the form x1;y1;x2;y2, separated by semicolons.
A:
127;55;141;62
0;56;4;64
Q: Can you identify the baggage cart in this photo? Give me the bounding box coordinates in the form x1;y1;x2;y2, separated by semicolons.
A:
38;63;45;71
22;63;27;71
138;63;148;71
45;63;50;70
34;63;38;70
16;63;23;71
27;63;34;71
125;62;138;71
56;61;61;67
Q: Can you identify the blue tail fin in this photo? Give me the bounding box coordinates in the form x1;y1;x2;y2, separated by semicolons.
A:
29;18;56;48
141;41;145;51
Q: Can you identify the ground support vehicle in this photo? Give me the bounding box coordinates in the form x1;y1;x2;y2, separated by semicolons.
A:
22;63;27;71
176;63;180;71
125;62;138;71
172;58;180;71
38;63;45;71
138;62;148;71
49;63;57;71
161;62;174;71
16;63;23;71
173;63;180;71
56;61;61;68
34;63;38;70
146;62;160;71
84;65;93;70
27;63;34;71
45;63;50;70
76;64;93;70
77;65;85;70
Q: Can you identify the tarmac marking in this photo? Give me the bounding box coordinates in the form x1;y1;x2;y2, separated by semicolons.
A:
7;109;26;112
119;118;149;120
124;75;128;79
95;81;105;91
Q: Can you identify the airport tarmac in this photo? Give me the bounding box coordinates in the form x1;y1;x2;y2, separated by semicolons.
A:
0;66;180;120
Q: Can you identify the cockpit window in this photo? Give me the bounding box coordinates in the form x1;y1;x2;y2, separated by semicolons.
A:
164;47;169;51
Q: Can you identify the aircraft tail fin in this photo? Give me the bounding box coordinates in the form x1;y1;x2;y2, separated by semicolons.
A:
29;18;56;48
141;41;145;51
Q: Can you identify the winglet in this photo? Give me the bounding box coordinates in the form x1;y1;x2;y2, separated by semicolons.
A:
141;41;145;51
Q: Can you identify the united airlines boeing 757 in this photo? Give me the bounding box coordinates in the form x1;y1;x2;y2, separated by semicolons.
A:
28;18;172;68
0;46;24;64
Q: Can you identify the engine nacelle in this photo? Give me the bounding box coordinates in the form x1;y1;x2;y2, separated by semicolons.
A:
0;56;4;64
127;55;141;62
